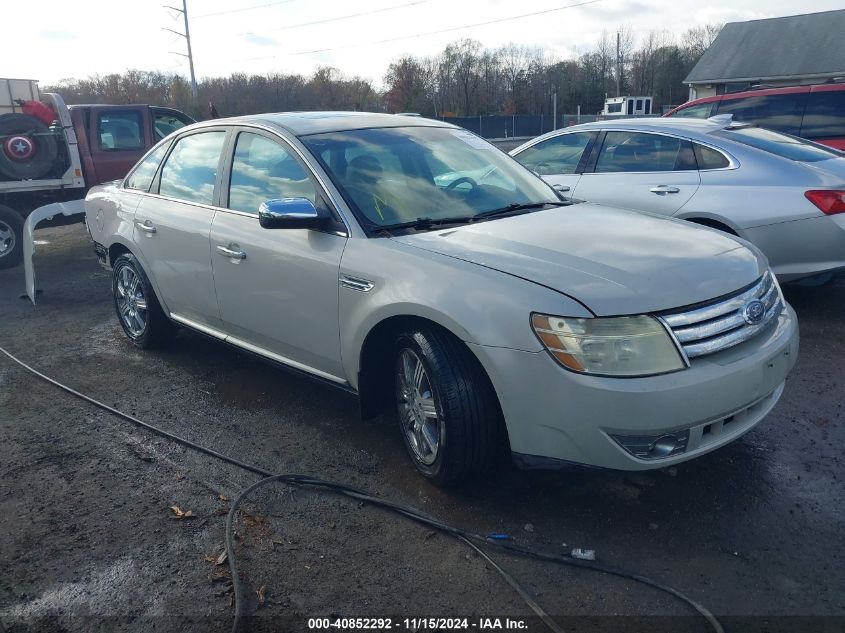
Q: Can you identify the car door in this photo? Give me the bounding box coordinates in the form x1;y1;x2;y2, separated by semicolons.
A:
88;107;153;182
210;128;348;380
512;131;597;194
572;130;700;216
133;128;228;329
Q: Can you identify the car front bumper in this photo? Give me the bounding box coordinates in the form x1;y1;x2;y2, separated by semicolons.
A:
469;304;799;471
745;214;845;282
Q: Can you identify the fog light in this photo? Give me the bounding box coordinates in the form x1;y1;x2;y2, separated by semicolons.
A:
609;429;690;460
649;435;680;457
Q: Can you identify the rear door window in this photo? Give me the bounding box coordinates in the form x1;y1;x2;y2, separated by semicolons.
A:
158;131;227;204
714;93;807;135
153;109;193;141
97;111;144;151
595;131;696;172
514;132;595;175
800;90;845;140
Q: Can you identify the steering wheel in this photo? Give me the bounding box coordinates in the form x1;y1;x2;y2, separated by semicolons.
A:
445;176;478;192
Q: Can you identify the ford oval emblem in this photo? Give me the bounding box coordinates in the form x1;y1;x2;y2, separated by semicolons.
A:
743;299;765;325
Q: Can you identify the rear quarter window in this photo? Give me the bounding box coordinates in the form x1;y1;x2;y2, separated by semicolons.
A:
693;143;730;170
124;142;169;191
801;90;845;140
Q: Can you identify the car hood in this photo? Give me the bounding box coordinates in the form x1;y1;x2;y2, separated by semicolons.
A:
391;203;765;316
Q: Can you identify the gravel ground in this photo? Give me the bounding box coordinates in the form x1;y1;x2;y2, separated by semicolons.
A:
0;224;843;633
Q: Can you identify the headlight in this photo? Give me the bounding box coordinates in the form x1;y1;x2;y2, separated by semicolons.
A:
531;313;686;377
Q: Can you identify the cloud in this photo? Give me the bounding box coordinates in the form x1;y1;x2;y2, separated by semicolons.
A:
38;29;76;41
242;33;280;47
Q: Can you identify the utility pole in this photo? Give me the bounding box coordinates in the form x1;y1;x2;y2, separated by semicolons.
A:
616;31;621;98
164;0;198;106
552;91;557;130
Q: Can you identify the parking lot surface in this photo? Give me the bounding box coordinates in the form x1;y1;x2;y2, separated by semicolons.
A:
1;224;843;632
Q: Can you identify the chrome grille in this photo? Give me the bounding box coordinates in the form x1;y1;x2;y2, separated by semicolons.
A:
660;272;783;360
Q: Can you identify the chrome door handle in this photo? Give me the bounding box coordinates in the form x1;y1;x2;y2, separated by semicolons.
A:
217;244;246;260
135;220;156;234
649;185;680;194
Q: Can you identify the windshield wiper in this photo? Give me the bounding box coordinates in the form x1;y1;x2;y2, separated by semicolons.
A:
472;201;569;220
376;215;476;233
375;201;568;234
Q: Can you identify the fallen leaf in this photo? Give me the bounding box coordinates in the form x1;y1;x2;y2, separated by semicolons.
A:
216;550;228;566
256;585;266;608
170;505;195;520
218;494;230;502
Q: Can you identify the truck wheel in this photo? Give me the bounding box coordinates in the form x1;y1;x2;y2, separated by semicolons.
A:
0;204;23;269
112;253;175;349
0;113;58;181
394;326;505;486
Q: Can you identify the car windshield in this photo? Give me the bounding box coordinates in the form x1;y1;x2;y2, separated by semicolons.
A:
713;127;842;162
300;126;559;231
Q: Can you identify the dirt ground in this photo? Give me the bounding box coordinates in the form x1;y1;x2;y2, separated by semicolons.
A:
0;224;843;633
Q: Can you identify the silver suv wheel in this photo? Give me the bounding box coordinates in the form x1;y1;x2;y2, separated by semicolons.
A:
396;348;441;465
115;262;149;338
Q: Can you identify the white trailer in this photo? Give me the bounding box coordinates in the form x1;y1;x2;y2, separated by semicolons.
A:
602;96;654;116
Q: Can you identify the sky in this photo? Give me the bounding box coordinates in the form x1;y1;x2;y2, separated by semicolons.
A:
3;0;843;88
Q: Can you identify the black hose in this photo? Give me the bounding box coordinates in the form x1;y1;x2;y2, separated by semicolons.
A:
0;344;724;633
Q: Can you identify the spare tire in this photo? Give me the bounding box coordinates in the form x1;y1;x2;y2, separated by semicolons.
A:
0;113;59;181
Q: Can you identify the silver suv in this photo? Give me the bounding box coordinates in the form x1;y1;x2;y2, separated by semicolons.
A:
85;112;799;485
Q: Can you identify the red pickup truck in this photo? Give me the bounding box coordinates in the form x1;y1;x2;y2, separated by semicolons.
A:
0;78;194;270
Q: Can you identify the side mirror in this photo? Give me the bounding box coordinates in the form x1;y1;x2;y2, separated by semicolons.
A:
258;198;327;230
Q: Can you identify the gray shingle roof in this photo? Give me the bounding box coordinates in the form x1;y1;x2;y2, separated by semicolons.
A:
684;10;845;84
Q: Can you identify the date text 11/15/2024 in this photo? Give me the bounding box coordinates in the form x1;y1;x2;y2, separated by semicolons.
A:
307;617;528;630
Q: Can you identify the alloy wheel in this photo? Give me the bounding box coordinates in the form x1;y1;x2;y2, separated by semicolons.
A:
397;348;441;465
115;264;148;338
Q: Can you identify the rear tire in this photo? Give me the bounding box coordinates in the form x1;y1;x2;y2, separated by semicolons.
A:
0;204;23;270
112;253;175;349
0;113;58;180
394;326;505;486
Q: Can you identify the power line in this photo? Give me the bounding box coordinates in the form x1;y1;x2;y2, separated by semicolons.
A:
239;0;603;61
193;0;295;20
256;0;432;34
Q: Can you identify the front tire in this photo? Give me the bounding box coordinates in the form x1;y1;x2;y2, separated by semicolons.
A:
0;204;23;270
394;327;504;486
112;253;174;349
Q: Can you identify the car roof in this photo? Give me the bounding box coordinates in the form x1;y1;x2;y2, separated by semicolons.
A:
565;117;727;135
666;82;845;116
196;111;454;136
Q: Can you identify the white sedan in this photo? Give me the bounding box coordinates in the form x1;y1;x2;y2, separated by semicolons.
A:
511;117;845;282
85;112;797;486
